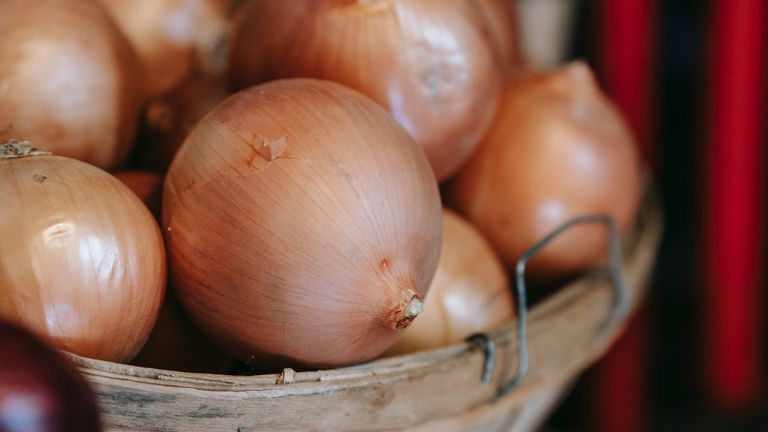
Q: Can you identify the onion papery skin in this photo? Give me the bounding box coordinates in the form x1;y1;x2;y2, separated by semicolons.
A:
227;0;503;181
447;62;642;281
387;209;513;355
95;0;230;98
0;150;166;362
0;0;141;170
0;318;101;432
163;78;442;369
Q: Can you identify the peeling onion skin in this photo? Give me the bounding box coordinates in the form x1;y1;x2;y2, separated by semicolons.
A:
95;0;230;98
386;209;513;356
0;319;101;432
447;62;642;281
0;0;142;170
227;0;503;181
163;78;442;369
0;148;166;363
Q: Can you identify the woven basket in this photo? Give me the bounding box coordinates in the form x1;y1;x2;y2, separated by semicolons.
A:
68;193;662;432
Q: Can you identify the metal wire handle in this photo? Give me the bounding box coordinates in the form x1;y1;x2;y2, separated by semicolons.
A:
464;214;629;400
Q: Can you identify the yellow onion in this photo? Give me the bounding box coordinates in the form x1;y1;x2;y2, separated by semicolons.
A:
0;0;142;170
0;141;165;362
228;0;504;181
164;79;442;368
448;62;642;281
387;209;513;355
95;0;231;98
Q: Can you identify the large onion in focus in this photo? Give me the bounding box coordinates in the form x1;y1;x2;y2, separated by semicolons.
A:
164;79;442;368
0;318;101;432
228;0;504;181
387;209;513;355
0;0;141;170
95;0;230;98
0;141;165;362
448;62;642;281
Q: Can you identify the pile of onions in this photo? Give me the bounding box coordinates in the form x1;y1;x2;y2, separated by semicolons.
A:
0;0;141;170
163;79;442;368
387;209;514;355
114;171;234;373
0;141;165;362
95;0;231;98
448;62;642;281
227;0;506;181
0;318;101;432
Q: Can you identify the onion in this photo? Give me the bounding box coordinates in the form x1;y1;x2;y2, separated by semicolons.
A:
227;0;504;181
0;318;101;432
137;74;231;172
0;141;166;362
164;78;442;368
95;0;231;98
0;0;142;170
447;62;642;280
386;209;513;356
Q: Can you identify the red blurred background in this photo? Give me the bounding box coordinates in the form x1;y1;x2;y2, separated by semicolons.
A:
537;0;767;430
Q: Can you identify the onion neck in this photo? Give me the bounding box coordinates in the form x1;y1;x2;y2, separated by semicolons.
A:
0;140;51;159
389;291;423;329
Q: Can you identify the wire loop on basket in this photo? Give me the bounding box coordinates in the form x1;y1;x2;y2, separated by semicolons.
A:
466;214;629;401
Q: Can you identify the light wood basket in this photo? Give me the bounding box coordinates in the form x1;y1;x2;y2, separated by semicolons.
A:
68;195;662;432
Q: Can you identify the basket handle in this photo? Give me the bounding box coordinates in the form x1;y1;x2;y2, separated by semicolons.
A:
466;214;629;401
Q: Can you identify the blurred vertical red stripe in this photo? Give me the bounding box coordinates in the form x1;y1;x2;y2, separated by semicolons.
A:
704;0;766;411
597;0;657;166
592;0;656;431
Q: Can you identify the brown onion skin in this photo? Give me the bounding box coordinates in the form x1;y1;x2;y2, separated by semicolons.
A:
137;74;231;173
0;150;166;362
0;318;101;432
228;0;503;181
95;0;230;98
447;62;642;281
164;78;442;369
0;0;141;170
386;209;513;355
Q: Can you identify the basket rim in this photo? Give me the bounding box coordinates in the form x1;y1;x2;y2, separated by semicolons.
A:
66;188;662;397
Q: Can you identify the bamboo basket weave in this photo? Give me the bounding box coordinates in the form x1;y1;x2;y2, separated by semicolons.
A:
68;194;662;432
